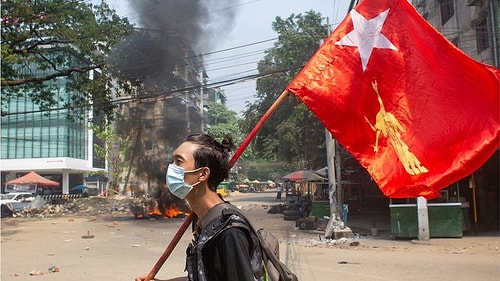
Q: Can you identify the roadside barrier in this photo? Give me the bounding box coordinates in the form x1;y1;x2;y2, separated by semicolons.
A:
40;194;81;204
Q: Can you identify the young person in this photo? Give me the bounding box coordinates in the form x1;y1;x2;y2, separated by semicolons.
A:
136;134;264;281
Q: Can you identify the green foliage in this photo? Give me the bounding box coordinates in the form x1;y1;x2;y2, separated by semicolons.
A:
206;102;244;146
243;160;294;183
88;170;106;177
206;102;237;124
1;0;133;119
90;122;131;189
241;11;329;171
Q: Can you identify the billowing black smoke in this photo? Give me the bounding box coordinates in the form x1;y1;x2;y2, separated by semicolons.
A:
111;1;241;209
112;0;241;92
126;0;240;52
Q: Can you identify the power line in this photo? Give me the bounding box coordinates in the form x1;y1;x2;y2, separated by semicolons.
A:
2;65;303;116
111;36;276;79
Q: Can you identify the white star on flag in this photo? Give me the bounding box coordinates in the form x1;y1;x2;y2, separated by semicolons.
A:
335;9;398;72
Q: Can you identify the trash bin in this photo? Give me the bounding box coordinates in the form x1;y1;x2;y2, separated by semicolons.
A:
389;203;463;238
311;201;330;218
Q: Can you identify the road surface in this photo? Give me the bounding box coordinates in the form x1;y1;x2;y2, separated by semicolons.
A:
1;191;499;280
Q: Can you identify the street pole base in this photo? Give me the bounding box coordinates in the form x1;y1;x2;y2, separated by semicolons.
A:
330;228;353;240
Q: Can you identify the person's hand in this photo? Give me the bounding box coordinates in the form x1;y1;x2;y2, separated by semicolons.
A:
134;273;148;281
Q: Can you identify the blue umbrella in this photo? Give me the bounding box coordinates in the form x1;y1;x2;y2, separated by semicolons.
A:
72;185;88;190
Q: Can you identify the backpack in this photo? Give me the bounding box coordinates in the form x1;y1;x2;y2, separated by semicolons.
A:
201;203;298;281
255;228;298;281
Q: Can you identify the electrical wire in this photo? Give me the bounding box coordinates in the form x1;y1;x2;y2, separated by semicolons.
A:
2;64;303;116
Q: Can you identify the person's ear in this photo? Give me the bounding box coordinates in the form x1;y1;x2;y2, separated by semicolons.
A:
198;167;210;181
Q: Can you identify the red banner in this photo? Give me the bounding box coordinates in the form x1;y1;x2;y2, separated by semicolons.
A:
286;0;499;199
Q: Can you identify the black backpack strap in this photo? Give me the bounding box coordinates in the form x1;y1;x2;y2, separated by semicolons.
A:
197;202;245;233
198;203;231;231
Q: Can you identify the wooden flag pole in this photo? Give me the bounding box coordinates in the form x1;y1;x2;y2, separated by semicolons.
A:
144;212;195;281
229;90;289;167
144;90;290;281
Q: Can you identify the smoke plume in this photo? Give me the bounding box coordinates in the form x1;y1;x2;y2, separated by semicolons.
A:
126;0;241;53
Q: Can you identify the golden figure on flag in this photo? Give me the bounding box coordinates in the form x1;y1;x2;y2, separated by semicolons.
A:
365;81;428;175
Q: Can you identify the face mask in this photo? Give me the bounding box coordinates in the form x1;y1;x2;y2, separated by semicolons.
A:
166;164;202;199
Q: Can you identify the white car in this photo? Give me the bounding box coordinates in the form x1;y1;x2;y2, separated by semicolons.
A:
0;192;36;212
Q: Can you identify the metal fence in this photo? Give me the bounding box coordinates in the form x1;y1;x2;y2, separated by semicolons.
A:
40;194;82;204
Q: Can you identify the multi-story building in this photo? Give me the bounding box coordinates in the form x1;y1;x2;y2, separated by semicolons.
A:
1;27;208;195
1;69;105;194
204;87;227;105
403;0;499;231
411;0;498;66
112;28;207;193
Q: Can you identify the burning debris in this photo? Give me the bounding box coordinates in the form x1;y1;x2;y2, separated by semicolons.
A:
131;199;188;219
131;188;190;219
2;188;189;220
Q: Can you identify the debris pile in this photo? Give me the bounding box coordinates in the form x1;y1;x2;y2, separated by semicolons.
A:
3;195;140;218
2;193;190;219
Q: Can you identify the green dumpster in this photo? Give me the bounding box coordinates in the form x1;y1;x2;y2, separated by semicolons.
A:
390;203;464;238
311;201;330;218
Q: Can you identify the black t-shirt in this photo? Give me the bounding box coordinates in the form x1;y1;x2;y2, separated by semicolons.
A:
202;226;256;281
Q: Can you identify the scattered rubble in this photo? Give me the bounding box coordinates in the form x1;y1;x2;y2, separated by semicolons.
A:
2;195;142;218
28;266;60;276
295;235;363;249
3;193;366;251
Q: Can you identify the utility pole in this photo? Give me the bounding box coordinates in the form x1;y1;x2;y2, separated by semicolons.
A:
323;3;354;240
324;130;352;239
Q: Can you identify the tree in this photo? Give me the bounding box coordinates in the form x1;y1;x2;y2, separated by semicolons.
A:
206;102;244;146
1;0;133;119
241;11;329;170
91;122;131;195
205;102;253;181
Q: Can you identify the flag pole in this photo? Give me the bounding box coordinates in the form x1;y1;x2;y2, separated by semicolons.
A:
144;89;290;281
144;212;195;281
229;90;290;167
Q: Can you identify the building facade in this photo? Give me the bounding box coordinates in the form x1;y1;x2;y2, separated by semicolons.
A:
111;28;208;193
404;0;499;232
411;0;498;66
1;27;210;195
1;70;103;194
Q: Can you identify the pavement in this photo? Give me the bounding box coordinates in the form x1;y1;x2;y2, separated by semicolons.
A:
1;190;499;281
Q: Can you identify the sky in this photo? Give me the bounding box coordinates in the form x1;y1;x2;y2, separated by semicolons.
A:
107;0;352;115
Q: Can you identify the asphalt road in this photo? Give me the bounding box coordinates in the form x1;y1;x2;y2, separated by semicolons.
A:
1;191;499;281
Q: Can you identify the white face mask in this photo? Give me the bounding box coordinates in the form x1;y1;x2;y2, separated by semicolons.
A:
166;164;202;199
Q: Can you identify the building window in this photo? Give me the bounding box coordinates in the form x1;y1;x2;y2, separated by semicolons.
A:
1;52;89;161
475;18;489;53
1;88;88;160
439;0;455;25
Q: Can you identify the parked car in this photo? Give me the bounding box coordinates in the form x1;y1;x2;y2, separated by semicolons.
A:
0;192;36;212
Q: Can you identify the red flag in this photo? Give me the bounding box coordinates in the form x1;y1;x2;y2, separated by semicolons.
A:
286;0;500;199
